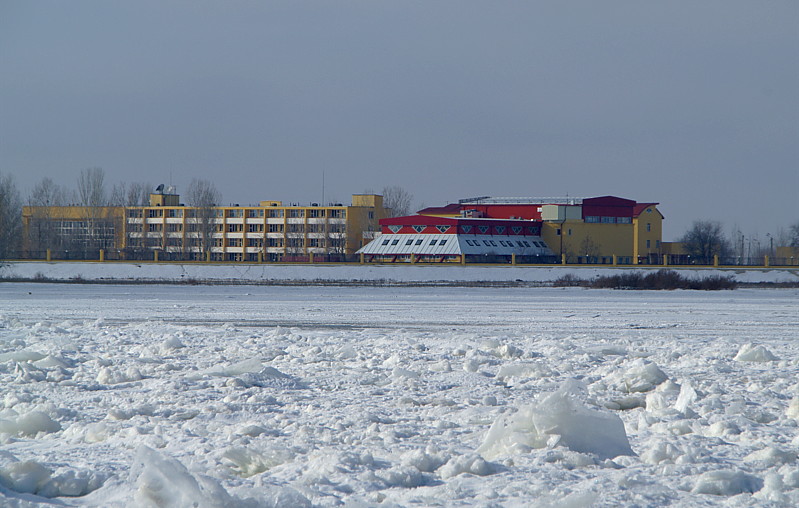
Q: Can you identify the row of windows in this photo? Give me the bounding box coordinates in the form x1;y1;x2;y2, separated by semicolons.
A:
464;239;543;248
585;216;633;224
382;238;450;247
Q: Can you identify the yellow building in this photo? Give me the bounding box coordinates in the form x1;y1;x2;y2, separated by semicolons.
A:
421;196;665;264
22;192;387;262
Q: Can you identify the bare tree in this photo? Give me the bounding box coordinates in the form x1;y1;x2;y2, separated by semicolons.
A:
680;220;731;264
77;167;107;208
76;168;109;256
0;173;22;259
27;177;68;254
381;185;413;218
789;222;799;248
185;179;221;258
110;181;152;206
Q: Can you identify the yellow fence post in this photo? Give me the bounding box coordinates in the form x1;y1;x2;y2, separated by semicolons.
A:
206;251;211;263
561;254;567;265
714;254;719;267
309;253;314;264
764;255;770;267
154;251;159;262
663;255;669;267
100;249;105;262
360;253;365;264
461;254;466;265
612;254;617;266
512;253;517;265
410;253;416;264
46;249;51;262
258;252;263;263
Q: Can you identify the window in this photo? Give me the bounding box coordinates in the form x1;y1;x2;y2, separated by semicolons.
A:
405;239;413;246
440;239;447;245
248;238;263;247
227;209;243;218
248;209;264;218
617;217;631;224
248;224;263;233
148;209;163;218
523;241;531;247
228;224;243;233
128;209;143;218
646;240;651;248
289;209;304;218
309;209;325;218
382;239;390;246
490;241;497;247
430;239;437;245
268;209;284;218
167;209;183;218
556;229;561;236
167;224;182;232
415;239;423;245
646;223;651;232
268;224;284;233
391;239;399;245
568;229;572;236
601;216;616;224
228;238;243;247
585;216;600;223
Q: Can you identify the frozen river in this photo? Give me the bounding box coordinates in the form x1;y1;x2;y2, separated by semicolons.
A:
1;283;798;506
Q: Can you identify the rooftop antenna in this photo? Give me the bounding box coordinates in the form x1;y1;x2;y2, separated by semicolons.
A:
322;170;325;206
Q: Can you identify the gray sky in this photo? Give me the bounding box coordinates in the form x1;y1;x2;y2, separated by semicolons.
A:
1;1;797;240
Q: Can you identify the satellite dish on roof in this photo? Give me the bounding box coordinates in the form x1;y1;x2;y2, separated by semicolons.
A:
155;184;164;193
166;186;175;194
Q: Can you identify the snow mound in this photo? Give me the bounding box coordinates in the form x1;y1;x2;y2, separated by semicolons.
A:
0;451;104;498
734;344;778;362
477;381;635;461
0;410;61;437
604;359;668;393
690;469;763;496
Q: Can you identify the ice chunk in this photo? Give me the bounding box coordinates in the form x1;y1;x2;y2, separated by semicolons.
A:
477;381;635;460
221;446;292;477
130;446;237;508
496;362;552;383
0;410;61;437
97;366;143;384
438;453;496;479
788;396;799;420
674;382;699;413
734;344;778;362
401;448;449;473
691;469;763;496
604;359;668;393
0;456;50;494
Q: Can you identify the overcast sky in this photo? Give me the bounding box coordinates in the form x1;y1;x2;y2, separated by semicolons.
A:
1;1;797;240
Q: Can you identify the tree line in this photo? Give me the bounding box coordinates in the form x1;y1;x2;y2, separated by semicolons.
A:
679;220;799;265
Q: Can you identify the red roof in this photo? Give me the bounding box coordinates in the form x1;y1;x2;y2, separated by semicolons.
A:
633;203;663;218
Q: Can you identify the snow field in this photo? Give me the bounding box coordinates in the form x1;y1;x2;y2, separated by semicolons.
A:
0;284;797;506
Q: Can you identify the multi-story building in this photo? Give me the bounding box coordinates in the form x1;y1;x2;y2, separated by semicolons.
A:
377;195;665;264
22;192;387;261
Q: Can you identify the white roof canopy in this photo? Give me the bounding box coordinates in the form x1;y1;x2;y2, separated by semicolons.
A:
358;234;553;257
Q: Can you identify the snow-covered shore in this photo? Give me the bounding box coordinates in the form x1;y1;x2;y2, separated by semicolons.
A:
1;284;798;506
2;261;798;285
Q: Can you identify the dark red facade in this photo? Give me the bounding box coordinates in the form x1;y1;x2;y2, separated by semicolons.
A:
380;216;542;236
